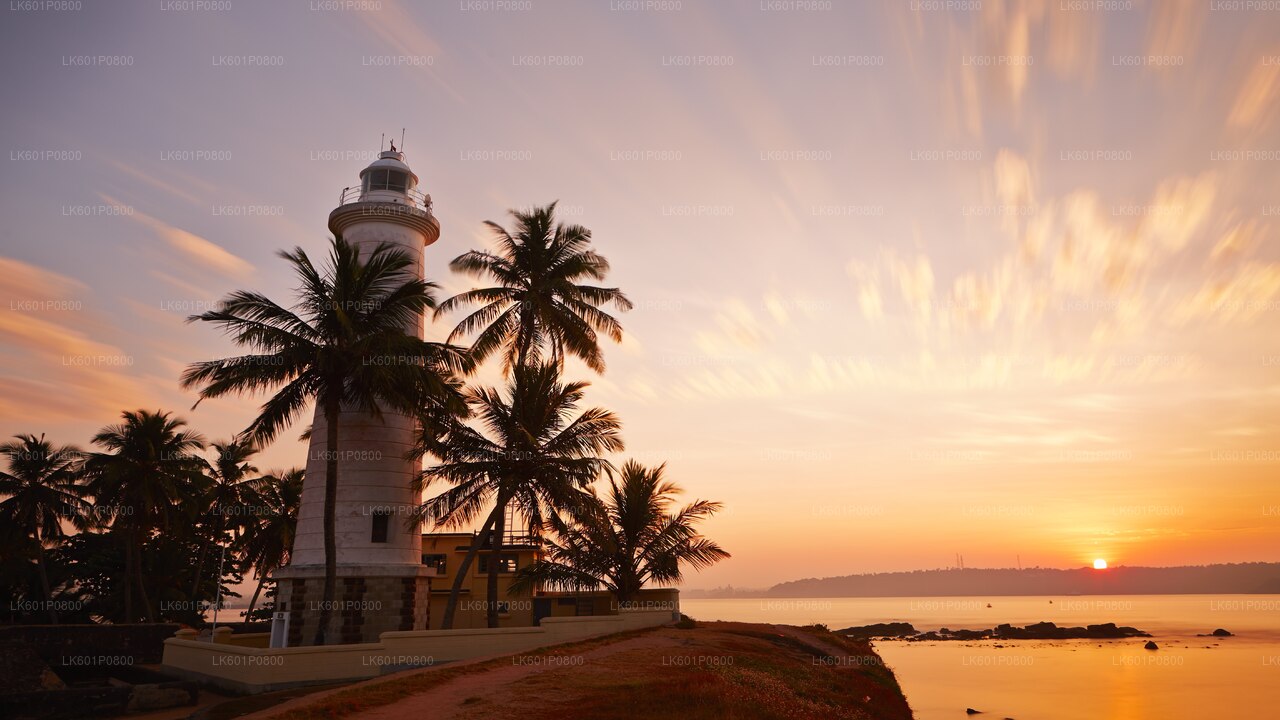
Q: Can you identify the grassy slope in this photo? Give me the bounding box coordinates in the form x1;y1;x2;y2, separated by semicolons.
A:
264;621;913;720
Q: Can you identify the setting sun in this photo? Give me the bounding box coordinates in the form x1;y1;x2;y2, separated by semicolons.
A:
1093;559;1108;570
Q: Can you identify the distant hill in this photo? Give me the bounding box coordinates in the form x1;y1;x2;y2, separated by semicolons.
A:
710;563;1280;598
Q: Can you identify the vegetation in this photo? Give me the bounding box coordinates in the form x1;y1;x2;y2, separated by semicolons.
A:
0;203;729;636
0;414;303;625
0;435;90;623
429;202;632;628
82;410;209;622
414;362;623;628
510;460;730;604
432;203;632;626
238;467;304;619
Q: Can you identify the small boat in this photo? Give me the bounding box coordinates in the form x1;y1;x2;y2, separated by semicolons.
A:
986;603;992;608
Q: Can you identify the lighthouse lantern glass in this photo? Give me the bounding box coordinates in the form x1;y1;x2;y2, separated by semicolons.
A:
362;169;410;194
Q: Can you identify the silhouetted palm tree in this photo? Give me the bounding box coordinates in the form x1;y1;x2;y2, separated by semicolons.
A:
438;201;632;374
436;203;630;626
189;439;262;607
183;237;466;644
415;363;622;628
84;410;208;622
0;434;90;623
510;461;729;605
238;468;303;620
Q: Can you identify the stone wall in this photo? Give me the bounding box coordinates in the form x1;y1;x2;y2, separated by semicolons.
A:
275;570;430;645
161;607;676;694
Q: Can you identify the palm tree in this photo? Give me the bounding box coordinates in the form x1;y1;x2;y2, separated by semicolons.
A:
182;236;466;644
189;439;261;607
510;461;730;606
436;202;630;626
415;362;623;628
0;435;90;623
238;468;303;621
84;410;208;623
438;201;632;374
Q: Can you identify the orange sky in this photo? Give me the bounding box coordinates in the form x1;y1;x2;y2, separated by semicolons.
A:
1;2;1278;588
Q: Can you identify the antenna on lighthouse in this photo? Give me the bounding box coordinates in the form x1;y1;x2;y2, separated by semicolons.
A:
400;127;406;152
380;132;385;152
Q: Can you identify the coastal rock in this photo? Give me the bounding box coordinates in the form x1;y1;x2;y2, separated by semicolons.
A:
837;622;917;638
965;709;982;715
1144;641;1158;650
908;621;1150;641
1211;628;1232;637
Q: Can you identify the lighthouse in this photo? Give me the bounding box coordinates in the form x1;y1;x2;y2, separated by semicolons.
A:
273;145;440;645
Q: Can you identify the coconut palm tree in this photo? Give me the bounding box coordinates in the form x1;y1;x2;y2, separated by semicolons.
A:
238;468;303;621
84;410;208;623
509;461;730;605
189;439;261;607
182;236;467;644
438;201;632;374
0;434;90;623
436;202;630;626
415;362;623;628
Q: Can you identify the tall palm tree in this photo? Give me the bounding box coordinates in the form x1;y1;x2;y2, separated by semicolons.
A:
414;362;623;628
437;202;630;624
182;237;466;645
510;461;730;605
84;410;208;623
189;439;261;606
238;468;303;621
0;434;90;623
438;201;632;374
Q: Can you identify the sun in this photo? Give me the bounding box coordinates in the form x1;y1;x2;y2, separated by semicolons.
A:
1093;559;1108;570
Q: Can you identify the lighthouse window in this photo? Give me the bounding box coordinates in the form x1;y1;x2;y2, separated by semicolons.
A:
371;510;390;543
363;169;408;193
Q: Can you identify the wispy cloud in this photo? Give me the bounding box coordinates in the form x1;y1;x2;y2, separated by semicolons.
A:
100;193;253;278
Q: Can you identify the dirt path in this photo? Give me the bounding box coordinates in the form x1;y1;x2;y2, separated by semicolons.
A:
239;623;914;720
357;632;672;720
241;630;671;720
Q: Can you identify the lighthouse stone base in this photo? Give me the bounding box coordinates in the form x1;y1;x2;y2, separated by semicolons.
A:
272;564;432;646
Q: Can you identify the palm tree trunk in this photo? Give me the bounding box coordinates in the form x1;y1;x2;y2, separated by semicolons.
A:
486;503;506;628
34;543;58;624
440;503;503;629
245;573;266;621
314;401;340;646
122;533;133;622
133;532;155;622
190;534;211;603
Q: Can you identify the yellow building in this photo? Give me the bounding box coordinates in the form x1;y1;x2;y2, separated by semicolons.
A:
421;531;541;629
421;531;681;630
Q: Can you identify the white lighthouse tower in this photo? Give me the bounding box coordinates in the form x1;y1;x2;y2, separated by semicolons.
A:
273;144;440;645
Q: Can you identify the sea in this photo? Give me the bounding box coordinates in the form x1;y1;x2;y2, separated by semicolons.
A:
681;595;1280;719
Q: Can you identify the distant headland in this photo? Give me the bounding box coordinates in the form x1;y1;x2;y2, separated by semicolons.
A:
687;562;1280;598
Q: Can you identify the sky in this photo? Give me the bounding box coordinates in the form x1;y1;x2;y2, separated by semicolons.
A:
1;1;1279;590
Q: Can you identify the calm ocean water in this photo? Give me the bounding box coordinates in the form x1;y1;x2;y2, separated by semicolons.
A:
682;595;1280;719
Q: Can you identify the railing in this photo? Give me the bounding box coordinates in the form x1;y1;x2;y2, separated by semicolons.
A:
478;531;539;548
337;186;433;213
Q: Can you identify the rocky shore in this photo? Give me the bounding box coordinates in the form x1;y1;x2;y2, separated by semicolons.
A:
839;620;1151;641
